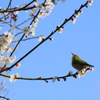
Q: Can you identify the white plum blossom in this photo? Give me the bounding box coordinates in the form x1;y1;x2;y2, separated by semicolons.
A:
10;74;15;82
88;0;94;6
33;23;37;28
33;18;39;24
30;8;38;16
71;18;76;24
34;2;38;6
39;10;52;18
6;47;14;52
1;48;9;54
31;31;35;36
23;27;30;34
23;25;37;36
30;13;34;17
78;69;87;78
38;11;47;18
4;31;14;40
0;47;6;54
4;56;16;64
45;0;52;4
52;76;57;82
10;73;20;82
0;55;4;63
30;25;37;30
38;36;45;41
45;10;52;16
49;3;55;9
31;8;38;14
2;38;11;46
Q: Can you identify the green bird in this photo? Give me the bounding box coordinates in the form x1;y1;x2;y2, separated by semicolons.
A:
71;53;94;71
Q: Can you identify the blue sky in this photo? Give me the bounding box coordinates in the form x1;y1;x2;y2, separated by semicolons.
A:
0;0;100;100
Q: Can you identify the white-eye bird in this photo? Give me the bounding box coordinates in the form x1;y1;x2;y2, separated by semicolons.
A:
71;53;94;71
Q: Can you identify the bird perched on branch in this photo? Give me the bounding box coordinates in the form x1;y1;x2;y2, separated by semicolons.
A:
71;53;94;71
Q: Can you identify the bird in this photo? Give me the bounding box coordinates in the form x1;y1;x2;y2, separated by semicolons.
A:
71;52;94;71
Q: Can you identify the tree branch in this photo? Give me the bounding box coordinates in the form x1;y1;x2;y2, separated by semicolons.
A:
0;0;90;73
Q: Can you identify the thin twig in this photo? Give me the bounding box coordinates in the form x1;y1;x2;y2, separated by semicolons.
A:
0;0;36;14
0;71;78;81
8;17;33;32
12;36;39;43
6;0;12;10
0;96;9;100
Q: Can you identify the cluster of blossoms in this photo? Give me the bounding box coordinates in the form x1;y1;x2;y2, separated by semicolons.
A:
23;0;56;38
0;31;16;69
23;0;67;40
30;0;55;18
0;31;14;54
23;26;46;41
23;25;36;37
75;68;94;78
51;67;94;83
68;68;94;79
77;67;94;78
0;55;16;64
71;0;94;24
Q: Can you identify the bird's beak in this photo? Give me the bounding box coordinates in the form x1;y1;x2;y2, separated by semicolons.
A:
71;52;74;55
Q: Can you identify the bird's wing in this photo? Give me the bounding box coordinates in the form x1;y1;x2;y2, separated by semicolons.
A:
74;59;94;67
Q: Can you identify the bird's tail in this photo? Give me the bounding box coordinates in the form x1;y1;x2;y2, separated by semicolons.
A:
89;65;94;67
